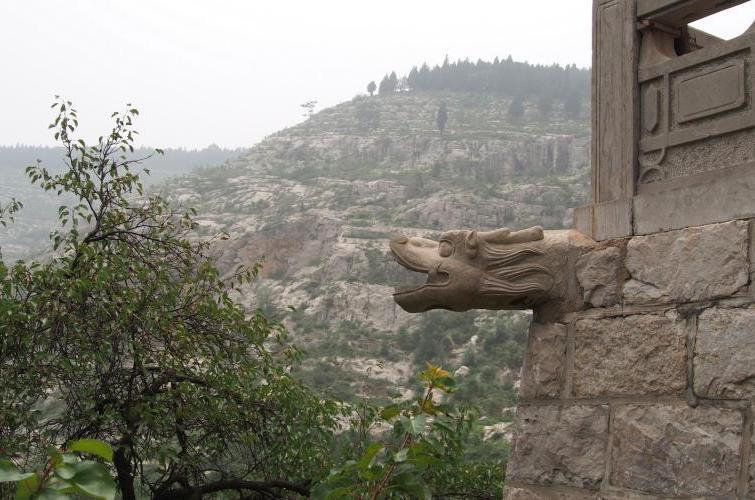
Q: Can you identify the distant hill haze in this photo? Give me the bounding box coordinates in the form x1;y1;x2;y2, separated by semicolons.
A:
0;145;246;260
1;75;591;423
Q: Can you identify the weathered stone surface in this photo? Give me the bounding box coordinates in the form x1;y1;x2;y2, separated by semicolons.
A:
633;166;755;236
592;199;633;241
624;220;748;304
519;322;567;399
576;246;623;307
574;313;687;397
504;486;664;499
750;421;755;498
621;279;670;304
503;485;599;499
694;306;755;399
750;219;755;293
611;404;743;497
507;404;608;489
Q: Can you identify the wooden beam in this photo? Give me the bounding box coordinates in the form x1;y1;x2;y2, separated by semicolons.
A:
637;0;750;26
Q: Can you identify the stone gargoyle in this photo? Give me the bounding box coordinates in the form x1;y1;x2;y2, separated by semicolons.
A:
389;226;594;313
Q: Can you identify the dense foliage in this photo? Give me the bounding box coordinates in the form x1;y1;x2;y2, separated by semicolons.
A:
0;101;510;498
0;439;117;499
0;99;340;499
315;365;504;499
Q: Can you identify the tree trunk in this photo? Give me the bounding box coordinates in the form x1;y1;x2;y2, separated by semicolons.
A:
113;446;137;500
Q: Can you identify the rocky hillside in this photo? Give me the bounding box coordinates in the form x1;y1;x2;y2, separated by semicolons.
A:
161;90;591;421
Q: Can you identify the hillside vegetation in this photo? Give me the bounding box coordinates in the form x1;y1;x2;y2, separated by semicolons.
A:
161;89;591;430
0;64;592;476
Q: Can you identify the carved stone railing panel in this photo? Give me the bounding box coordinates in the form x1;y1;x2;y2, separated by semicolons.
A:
638;29;755;187
577;0;755;240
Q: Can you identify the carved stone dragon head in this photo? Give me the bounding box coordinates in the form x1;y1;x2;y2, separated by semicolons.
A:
390;226;592;313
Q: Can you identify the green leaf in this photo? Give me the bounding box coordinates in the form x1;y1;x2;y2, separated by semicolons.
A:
69;462;116;500
54;464;77;480
408;414;426;435
379;404;401;421
389;472;431;500
393;448;408;463
435;376;457;393
36;489;71;500
14;473;39;500
67;439;113;462
0;461;35;482
357;442;383;470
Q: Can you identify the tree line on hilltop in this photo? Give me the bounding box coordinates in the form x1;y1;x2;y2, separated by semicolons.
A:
367;56;590;116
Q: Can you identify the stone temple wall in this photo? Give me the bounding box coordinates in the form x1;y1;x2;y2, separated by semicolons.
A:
504;219;755;498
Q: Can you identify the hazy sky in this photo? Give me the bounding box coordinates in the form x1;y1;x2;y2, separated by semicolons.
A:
1;1;754;149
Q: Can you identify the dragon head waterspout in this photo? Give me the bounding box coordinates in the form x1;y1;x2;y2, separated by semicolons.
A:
390;226;564;312
390;226;597;313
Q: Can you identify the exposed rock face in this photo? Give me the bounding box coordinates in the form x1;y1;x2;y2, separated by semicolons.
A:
573;313;687;398
158;91;590;401
507;404;609;490
611;404;742;497
307;281;412;332
623;221;749;304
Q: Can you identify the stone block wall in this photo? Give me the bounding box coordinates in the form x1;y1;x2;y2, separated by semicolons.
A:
504;219;755;498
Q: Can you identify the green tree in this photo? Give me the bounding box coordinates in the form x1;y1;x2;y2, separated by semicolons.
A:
378;75;391;95
313;365;505;499
0;98;340;499
367;80;377;96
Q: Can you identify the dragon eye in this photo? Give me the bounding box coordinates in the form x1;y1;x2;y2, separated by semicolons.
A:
439;241;453;257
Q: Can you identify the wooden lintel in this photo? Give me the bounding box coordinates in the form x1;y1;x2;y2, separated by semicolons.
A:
637;0;750;27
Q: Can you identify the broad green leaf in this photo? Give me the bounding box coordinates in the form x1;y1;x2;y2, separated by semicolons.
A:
408;414;427;435
68;439;113;462
45;477;76;493
0;461;35;482
357;442;383;470
54;463;77;480
36;489;71;500
69;462;116;500
47;447;63;467
393;448;408;463
14;473;39;500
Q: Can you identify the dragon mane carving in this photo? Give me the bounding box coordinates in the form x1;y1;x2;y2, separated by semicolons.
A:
390;226;593;313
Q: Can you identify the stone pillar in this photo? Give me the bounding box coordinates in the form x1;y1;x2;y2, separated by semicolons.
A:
584;0;638;241
504;1;755;497
575;0;755;241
